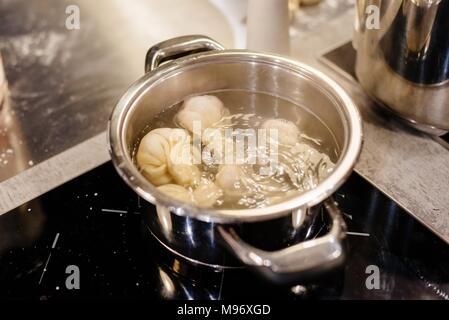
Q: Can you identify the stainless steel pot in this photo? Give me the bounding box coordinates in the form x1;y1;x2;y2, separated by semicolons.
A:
354;0;449;134
109;35;363;283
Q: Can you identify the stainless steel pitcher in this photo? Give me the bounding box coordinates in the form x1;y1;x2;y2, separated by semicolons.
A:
354;0;449;134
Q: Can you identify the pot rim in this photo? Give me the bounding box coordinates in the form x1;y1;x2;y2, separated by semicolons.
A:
108;50;363;223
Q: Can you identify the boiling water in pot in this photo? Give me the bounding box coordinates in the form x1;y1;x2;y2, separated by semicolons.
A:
133;90;339;209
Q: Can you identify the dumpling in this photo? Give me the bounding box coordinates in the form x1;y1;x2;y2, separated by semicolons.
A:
262;118;300;147
265;189;300;206
201;113;257;166
157;184;195;203
215;165;247;197
201;127;235;166
167;134;202;186
169;163;201;187
157;181;223;208
136;128;200;186
193;179;223;207
136;128;173;186
175;95;229;134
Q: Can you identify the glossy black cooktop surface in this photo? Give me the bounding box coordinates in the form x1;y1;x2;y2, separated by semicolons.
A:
0;161;448;300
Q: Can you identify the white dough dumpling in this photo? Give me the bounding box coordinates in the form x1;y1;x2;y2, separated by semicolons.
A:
201;127;235;166
167;162;201;187
157;184;195;203
175;95;229;134
136;128;200;186
215;165;247;197
193;179;223;207
168;137;201;186
262;118;300;147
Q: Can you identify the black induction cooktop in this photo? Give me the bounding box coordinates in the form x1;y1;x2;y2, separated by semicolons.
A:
0;161;448;300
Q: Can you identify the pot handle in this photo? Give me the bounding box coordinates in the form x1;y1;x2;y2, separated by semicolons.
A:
145;35;225;73
217;198;346;283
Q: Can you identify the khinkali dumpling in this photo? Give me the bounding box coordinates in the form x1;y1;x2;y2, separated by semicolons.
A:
157;181;223;208
136;128;200;186
157;184;195;203
215;165;247;197
193;179;223;207
175;95;229;134
201;126;235;166
262;118;300;146
265;190;300;206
